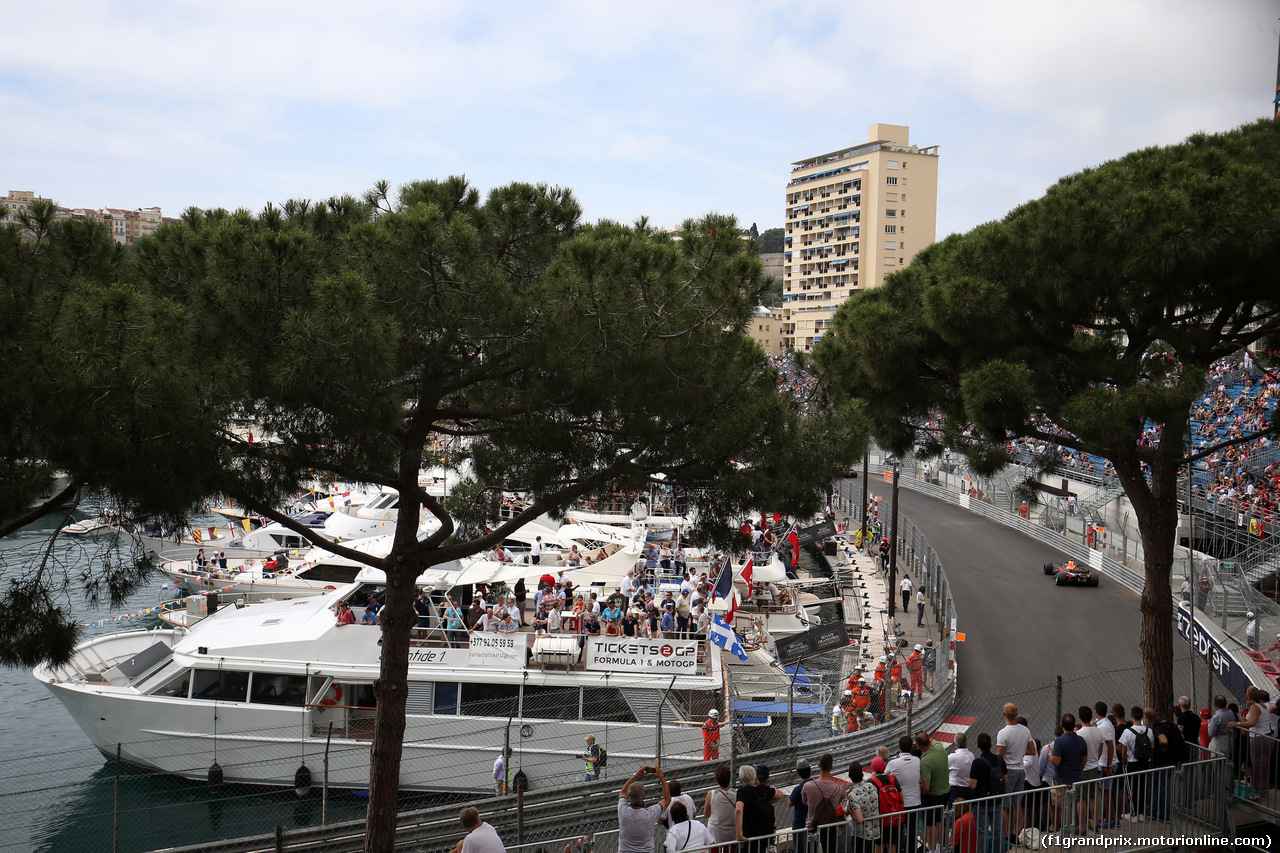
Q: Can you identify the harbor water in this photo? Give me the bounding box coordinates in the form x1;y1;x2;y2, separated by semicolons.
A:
0;514;379;853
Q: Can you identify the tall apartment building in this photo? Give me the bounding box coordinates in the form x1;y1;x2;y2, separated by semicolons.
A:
780;123;938;352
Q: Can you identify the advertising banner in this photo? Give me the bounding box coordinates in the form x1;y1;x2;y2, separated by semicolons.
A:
586;637;699;673
1174;608;1252;704
468;633;527;669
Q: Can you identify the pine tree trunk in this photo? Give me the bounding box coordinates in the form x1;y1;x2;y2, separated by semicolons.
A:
364;554;419;851
1116;458;1178;715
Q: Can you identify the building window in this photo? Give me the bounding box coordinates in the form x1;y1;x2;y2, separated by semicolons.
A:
884;257;896;266
901;194;906;200
885;177;898;186
884;225;897;234
885;209;896;217
884;241;896;250
887;160;899;170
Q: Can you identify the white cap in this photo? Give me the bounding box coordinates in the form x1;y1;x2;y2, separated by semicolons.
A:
1248;611;1255;618
708;709;719;718
858;677;866;683
843;689;852;696
914;644;923;651
879;656;888;663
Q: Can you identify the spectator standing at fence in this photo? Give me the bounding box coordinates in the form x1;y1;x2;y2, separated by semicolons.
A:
1050;714;1087;832
970;733;1005;852
802;753;845;853
916;588;926;626
788;758;812;853
618;766;670;853
704;765;738;847
1076;706;1106;828
450;808;506;853
996;703;1032;796
663;802;712;853
1094;701;1119;827
948;732;976;805
900;575;913;613
1176;696;1202;747
1118;705;1152;820
917;730;951;853
661;778;698;829
1230;687;1276;803
844;760;880;853
1247;611;1259;651
886;735;922;849
735;764;783;853
1206;695;1236;756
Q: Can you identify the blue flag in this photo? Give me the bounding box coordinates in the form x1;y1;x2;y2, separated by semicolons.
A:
710;614;748;662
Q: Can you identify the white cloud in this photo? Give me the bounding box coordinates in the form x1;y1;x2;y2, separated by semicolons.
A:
2;0;1276;235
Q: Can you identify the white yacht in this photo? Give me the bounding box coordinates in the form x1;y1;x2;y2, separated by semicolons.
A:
35;549;733;794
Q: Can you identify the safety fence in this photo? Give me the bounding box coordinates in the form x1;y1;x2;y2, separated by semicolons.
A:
454;752;1239;853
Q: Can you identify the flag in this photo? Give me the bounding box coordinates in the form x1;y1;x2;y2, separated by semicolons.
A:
787;527;800;568
207;526;217;540
192;528;202;543
241;518;252;534
709;614;748;662
741;557;754;599
711;555;739;624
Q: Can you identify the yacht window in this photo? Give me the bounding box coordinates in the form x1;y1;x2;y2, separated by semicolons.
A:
249;673;309;706
522;685;579;721
434;682;459;715
152;669;192;698
460;682;519;717
297;564;362;584
192;669;250;702
582;687;639;723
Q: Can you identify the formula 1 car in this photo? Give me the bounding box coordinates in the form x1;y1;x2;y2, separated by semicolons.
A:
1043;560;1099;587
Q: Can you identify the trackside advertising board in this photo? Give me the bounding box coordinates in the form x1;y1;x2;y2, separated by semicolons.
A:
586;638;699;673
1175;608;1251;704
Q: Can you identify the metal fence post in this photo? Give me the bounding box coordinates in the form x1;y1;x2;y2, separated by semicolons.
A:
1055;676;1063;724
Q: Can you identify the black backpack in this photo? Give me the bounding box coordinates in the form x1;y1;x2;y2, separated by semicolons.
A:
1131;726;1153;764
807;780;840;828
595;746;607;768
986;756;1006;796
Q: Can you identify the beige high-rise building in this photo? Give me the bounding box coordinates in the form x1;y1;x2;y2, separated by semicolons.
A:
781;123;938;352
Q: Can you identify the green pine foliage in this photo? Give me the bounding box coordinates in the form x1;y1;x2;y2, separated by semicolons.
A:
815;118;1280;712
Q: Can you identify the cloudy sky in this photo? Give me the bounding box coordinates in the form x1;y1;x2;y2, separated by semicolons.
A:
3;1;1277;238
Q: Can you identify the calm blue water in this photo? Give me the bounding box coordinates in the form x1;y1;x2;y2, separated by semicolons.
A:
0;512;375;853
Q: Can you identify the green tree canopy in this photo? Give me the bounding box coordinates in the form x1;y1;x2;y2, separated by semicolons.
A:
131;178;854;849
0;202;233;664
814;118;1280;712
757;227;785;254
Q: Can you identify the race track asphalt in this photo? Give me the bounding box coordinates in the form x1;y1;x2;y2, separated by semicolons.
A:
856;478;1144;699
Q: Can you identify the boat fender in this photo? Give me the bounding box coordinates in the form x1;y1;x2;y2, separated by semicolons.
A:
325;585;337;590
320;684;342;706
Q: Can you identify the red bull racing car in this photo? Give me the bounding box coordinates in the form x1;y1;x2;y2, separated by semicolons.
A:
1043;559;1099;587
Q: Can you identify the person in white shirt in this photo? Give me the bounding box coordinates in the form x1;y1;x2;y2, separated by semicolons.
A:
660;779;699;828
451;808;506;853
1093;701;1119;826
530;536;543;565
663;801;712;853
947;732;976;805
900;576;914;613
995;704;1032;793
885;735;923;808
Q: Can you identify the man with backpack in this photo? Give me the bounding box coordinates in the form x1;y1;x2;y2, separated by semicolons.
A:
868;756;906;853
802;753;847;853
1117;706;1153;820
970;733;1006;853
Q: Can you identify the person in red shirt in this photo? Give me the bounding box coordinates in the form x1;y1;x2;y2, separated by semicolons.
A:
335;603;356;626
951;801;978;853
